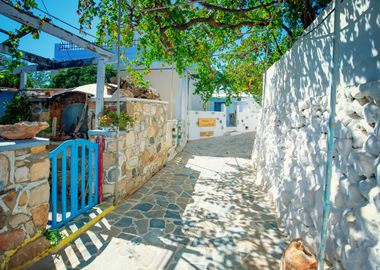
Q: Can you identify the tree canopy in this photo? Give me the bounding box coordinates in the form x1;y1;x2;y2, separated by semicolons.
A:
5;0;330;102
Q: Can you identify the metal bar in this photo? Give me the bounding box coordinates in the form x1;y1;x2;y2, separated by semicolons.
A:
97;137;104;203
51;156;57;228
0;0;115;59
81;144;85;210
61;150;67;222
317;0;341;269
95;58;105;127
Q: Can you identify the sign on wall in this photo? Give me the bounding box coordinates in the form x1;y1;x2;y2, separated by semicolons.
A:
198;118;216;127
200;131;214;137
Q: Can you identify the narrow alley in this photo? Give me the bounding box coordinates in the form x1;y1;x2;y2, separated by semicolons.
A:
30;133;287;270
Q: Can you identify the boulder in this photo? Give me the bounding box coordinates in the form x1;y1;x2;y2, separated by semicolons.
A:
281;240;317;270
0;122;49;140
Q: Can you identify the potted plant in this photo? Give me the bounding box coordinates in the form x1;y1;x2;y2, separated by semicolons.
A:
99;111;134;131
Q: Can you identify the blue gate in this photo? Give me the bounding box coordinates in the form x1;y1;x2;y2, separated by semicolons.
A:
49;139;98;229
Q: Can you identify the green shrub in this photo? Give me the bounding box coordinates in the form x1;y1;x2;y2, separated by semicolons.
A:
0;93;31;124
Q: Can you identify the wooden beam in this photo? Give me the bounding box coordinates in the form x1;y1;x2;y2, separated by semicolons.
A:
0;44;54;66
12;57;99;72
0;1;115;60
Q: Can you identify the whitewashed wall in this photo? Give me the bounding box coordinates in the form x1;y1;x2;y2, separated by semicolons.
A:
187;109;226;140
236;99;261;133
252;0;380;269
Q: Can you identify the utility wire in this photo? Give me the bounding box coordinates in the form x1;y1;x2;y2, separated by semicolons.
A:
34;6;97;39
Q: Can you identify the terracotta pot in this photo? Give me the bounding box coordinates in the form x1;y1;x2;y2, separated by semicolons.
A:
0;121;49;140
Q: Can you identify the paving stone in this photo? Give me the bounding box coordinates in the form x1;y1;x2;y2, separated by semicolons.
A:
132;203;153;212
164;210;181;220
150;218;166;229
114;217;133;227
167;204;180;210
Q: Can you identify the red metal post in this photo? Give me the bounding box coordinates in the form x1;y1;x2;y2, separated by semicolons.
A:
96;136;104;202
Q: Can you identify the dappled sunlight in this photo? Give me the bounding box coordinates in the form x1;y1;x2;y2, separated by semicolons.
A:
30;133;287;270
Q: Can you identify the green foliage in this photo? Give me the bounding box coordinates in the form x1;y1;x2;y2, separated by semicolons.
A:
50;64;116;88
0;93;31;125
29;71;51;88
99;111;134;130
43;229;63;247
7;0;331;103
0;70;20;88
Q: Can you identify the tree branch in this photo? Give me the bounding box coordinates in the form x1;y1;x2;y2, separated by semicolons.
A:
198;1;277;14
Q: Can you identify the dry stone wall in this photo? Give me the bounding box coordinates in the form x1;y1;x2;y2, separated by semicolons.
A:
0;144;50;265
252;1;380;269
89;98;169;201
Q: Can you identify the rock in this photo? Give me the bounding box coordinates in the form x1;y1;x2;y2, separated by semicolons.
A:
30;158;50;181
281;240;317;270
31;203;49;231
363;135;380;156
29;183;50;207
348;150;375;178
363;103;380;124
30;145;46;154
18;191;28;207
0;229;25;251
0;121;49;140
2;190;17;211
0;154;10;187
358;80;380;99
375;158;380;185
373;192;380;211
358;178;377;199
8;236;50;269
9;214;30;229
15;166;29;183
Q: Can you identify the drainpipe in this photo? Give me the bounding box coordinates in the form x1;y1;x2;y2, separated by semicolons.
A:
318;0;341;269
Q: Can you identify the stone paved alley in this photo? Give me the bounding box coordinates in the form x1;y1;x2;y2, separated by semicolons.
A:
30;133;288;270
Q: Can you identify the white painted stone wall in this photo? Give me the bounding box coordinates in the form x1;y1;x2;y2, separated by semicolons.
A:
187;109;226;140
236;99;261;133
252;0;380;269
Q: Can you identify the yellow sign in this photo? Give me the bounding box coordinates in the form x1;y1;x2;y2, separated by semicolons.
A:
200;131;214;137
198;118;216;127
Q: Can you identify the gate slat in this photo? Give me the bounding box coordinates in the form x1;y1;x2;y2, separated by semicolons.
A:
71;141;78;217
94;145;99;205
51;156;57;228
88;146;93;206
62;150;67;222
81;145;86;210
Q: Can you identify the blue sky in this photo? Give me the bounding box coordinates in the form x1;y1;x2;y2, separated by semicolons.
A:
0;0;98;59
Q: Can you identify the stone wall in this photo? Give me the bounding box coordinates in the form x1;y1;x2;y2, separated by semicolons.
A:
252;1;380;269
89;98;168;201
0;143;51;267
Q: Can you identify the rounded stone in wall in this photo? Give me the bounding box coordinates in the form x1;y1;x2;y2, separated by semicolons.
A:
0;154;9;189
107;167;120;183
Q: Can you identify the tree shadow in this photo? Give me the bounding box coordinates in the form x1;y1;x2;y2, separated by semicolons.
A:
29;134;287;270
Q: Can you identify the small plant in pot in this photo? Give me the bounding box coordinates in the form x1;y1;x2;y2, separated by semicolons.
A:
0;93;49;140
99;111;134;131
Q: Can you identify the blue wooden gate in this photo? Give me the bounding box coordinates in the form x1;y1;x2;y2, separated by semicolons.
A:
49;139;98;229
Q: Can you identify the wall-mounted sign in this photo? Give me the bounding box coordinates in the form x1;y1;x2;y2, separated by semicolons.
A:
198;118;216;127
200;131;214;137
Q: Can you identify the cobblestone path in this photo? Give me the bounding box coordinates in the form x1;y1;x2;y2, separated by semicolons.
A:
30;133;288;270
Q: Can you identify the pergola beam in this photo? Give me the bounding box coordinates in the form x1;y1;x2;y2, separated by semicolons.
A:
0;0;115;60
0;44;54;67
12;57;99;72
